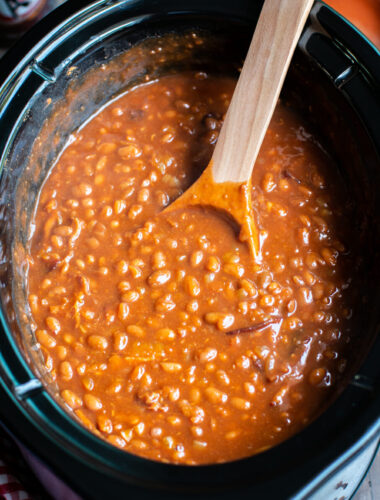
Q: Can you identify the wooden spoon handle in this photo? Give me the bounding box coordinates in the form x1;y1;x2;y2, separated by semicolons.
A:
212;0;314;183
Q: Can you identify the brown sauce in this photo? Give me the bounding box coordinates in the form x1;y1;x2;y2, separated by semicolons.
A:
27;71;356;464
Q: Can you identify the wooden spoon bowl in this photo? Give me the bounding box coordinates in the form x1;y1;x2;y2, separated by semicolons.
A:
167;0;314;260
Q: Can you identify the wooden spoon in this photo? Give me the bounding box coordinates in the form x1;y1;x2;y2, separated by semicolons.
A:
167;0;314;260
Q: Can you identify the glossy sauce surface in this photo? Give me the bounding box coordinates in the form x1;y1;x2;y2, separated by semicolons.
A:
28;72;356;464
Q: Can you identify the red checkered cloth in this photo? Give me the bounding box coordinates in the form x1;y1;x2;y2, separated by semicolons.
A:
0;429;49;500
0;459;32;500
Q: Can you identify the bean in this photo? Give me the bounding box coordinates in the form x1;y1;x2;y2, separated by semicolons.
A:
156;191;169;207
60;361;73;381
225;430;240;440
238;301;249;315
205;312;234;331
82;376;94;391
66;199;79;208
118;281;131;293
287;299;297;314
156;328;176;341
43;215;57;238
303;271;316;286
216;370;230;386
87;255;95;264
175;100;190;111
129;264;142;278
190;250;203;267
138;188;150;202
51;235;63;249
198;347;217;363
236;356;250;370
205;387;228;404
88;335;109;350
75;409;95;430
313;311;325;322
186;300;199;313
278;178;290;191
151;427;163;437
127;325;145;338
312;281;324;299
321;247;338;266
160;362;182;373
167;416;181;426
118;303;130;321
284;317;302;330
206;256;220;272
118;144;142;159
152;251;166;270
119;428;133;444
206;364;217;375
61;389;82;409
179;401;205;424
94;174;105;185
244;382;255;395
163;436;175;450
98;266;108;276
134;422;145;436
122;290;139;303
191;426;203;438
184;276;200;297
114;200;127;214
299;287;313;305
29;294;39;314
97;415;113;434
106;381;122;395
240;281;258;302
108;435;126;448
84;394;103;411
259;295;275;307
193;440;207;449
56;345;67;360
148;269;171;286
189;388;202;404
98;142;117;154
309;367;327;386
82;198;94;208
128;204;143;220
114;332;128;351
131;365;145;381
87;237;100;249
298;227;310;246
36;329;56;349
262;172;276;192
44;351;53;373
63;334;74;344
101;205;113;217
231;397;250;410
271;386;288;406
166;387;180;402
46;316;60;334
73;183;92;198
116;260;128;275
223;252;240;264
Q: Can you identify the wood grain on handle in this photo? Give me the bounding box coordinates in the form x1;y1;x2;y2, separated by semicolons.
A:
212;0;314;183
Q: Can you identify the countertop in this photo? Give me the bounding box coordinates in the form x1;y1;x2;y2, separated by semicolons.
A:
355;449;380;500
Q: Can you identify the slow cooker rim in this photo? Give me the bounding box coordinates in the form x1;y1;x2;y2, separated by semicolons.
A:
0;0;379;497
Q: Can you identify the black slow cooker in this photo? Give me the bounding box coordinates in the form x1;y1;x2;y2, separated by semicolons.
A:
0;1;379;499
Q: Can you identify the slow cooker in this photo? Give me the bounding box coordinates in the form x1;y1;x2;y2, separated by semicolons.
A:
0;1;379;498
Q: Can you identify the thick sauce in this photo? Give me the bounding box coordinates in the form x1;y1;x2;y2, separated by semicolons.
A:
27;72;355;464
